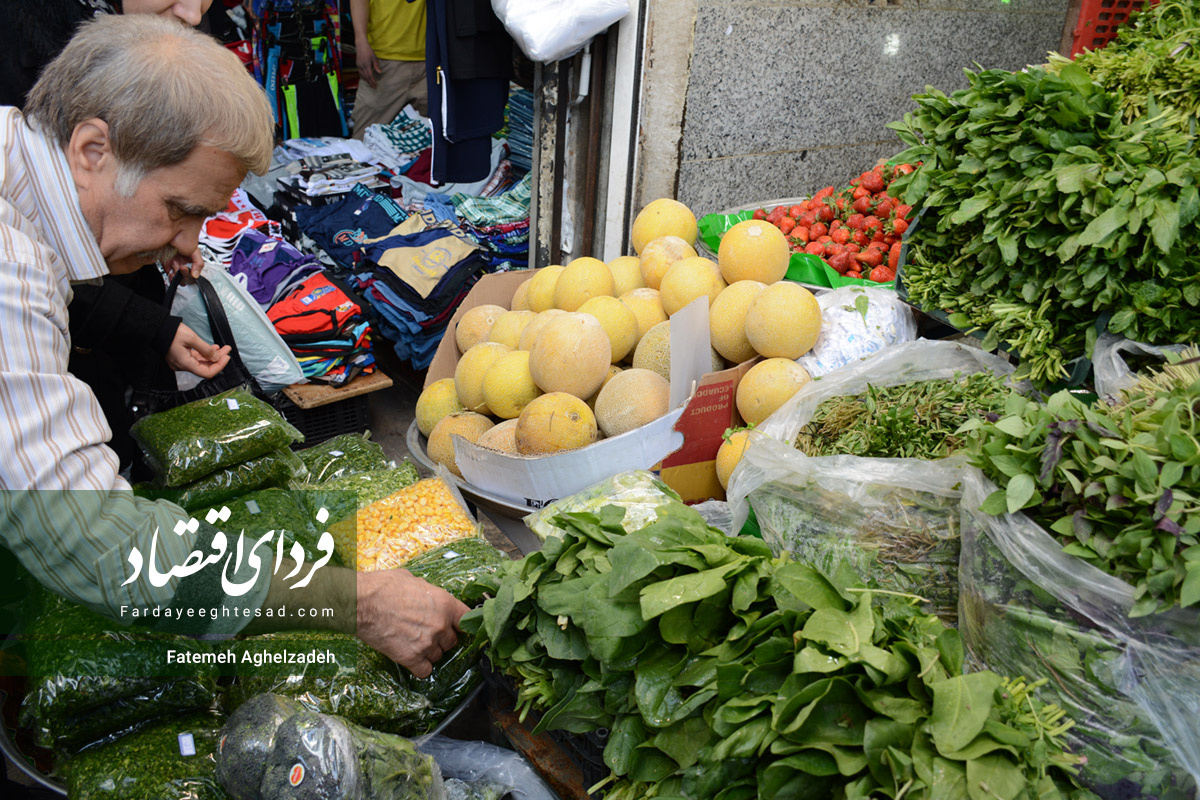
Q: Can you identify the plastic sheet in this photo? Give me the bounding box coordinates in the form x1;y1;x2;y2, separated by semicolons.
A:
297;432;390;484
397;638;485;735
523;470;684;541
958;468;1200;799
130;388;303;487
1091;332;1190;401
492;0;629;63
418;735;558;800
796;285;917;378
137;447;308;512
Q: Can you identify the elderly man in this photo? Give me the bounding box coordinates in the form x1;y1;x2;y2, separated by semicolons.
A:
0;14;465;678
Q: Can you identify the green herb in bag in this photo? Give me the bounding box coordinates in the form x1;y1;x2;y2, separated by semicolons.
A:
137;448;309;512
403;538;508;605
297;433;390;484
131;388;303;487
200;489;324;562
295;462;421;529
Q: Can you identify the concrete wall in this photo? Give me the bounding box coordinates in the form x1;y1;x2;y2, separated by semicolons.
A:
632;0;1071;218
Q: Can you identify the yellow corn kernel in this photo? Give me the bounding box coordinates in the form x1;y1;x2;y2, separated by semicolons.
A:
350;478;477;572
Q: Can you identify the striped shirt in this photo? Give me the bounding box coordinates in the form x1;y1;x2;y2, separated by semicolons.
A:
0;107;266;630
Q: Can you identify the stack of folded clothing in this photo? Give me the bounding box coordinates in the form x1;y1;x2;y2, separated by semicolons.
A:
278;152;389;198
505;87;534;175
452;172;532;270
362;112;433;173
199;188;280;267
294;183;410;273
268;272;376;386
229;228;324;310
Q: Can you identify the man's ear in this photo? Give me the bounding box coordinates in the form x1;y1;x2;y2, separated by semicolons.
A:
65;118;113;190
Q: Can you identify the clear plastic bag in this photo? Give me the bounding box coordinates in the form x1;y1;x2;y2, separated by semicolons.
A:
403;538;510;605
523;469;684;541
131;388;304;487
296;463;422;527
216;693;305;800
297;432;390;484
796;285;917;378
1091;332;1190;401
958;468;1200;798
491;0;629;63
137;447;309;512
418;735;559;800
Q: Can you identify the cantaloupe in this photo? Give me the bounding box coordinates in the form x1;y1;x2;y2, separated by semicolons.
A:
608;255;645;297
594;368;670;438
577;295;639;363
585;364;623;410
475;418;519;453
745;282;822;359
716;428;753;491
631;320;723;381
515;393;598;454
481;349;541;419
736;358;811;425
710;280;767;364
619;288;668;344
455;303;506;353
631;198;698;254
639;235;697;290
528;313;612;399
427;411;494;477
510;277;534;311
415;377;465;437
488;309;537;349
454;341;512;414
554;257;614;311
659;256;726;317
517;308;567;351
527;265;564;312
717;220;790;285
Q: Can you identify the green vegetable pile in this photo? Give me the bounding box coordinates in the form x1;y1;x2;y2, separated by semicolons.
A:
216;693;304;800
964;354;1200;614
795;374;1011;459
888;64;1200;385
297;432;390;484
463;497;1089;800
1049;0;1200;126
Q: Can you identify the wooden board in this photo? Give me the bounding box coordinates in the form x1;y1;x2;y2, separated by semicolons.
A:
283;369;393;410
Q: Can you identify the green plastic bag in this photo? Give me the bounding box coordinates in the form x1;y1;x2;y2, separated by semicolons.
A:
215;693;305;800
298;433;390;484
131;388;303;487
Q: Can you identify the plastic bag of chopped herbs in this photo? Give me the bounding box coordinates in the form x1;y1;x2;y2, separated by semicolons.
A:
403;538;509;605
297;432;390;484
136;447;309;511
396;636;485;735
523;470;685;541
58;710;226;800
216;693;306;800
199;488;325;562
19;589;220;752
295;462;421;526
260;711;444;800
130;387;303;487
958;468;1200;799
225;632;431;735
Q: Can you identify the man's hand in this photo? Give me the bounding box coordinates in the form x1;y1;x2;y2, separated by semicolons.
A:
356;40;382;88
356;569;469;678
165;323;231;378
163;251;204;282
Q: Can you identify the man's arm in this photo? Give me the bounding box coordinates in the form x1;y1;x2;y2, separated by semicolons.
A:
68;276;182;358
349;0;381;88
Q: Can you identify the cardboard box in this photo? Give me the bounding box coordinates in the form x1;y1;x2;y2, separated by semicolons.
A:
424;270;750;508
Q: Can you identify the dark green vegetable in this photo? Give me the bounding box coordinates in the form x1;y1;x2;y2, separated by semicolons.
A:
403;537;509;605
131;388;303;487
888;65;1200;386
216;693;305;800
396;637;485;735
297;432;390;484
795;374;1011;459
58;711;226;800
136;448;309;512
463;494;1089;800
295;462;421;527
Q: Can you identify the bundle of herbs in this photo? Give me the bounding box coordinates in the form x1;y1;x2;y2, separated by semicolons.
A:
887;64;1200;386
463;494;1091;800
794;373;1012;459
297;432;391;484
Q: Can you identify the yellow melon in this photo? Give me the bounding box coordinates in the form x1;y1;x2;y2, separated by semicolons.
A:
594;368;671;438
554;257;614;311
736;358;811;426
527;265;565;312
631;319;723;381
488;309;537;349
517;309;567;351
585;364;623;411
716;428;753;491
710;280;767;364
528;313;612;398
745;282;822;358
619;288;668;345
481;349;542;420
475;418;519;453
427;411;494;478
639;235;697;290
510;277;534;311
454;341;512;415
415;377;465;437
631;198;698;254
717;220;790;285
659;256;727;317
577;295;639;363
515;393;598;455
454;303;506;354
608;255;645;297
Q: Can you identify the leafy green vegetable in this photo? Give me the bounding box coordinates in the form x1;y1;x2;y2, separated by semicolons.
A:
297;433;390;484
523;470;684;541
130;388;303;487
888;66;1200;386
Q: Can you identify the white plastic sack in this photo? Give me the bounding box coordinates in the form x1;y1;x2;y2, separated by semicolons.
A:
492;0;630;63
417;735;558;800
173;265;305;394
796;285;917;378
1091;332;1189;402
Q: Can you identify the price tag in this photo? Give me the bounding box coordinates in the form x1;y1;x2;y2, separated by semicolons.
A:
178;732;196;757
226;398;240;411
245;500;261;515
442;550;461;559
329;450;344;457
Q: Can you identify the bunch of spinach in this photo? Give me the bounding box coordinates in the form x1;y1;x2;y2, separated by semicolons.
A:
462;498;1088;800
963;362;1200;614
887;64;1200;386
